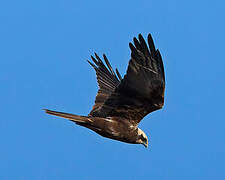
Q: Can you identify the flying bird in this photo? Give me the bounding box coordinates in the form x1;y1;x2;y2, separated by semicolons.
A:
44;34;165;148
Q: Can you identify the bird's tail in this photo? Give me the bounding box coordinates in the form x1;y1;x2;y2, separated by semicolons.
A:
44;109;92;123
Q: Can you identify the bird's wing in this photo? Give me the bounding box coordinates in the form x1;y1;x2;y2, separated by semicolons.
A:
91;34;165;124
88;53;122;115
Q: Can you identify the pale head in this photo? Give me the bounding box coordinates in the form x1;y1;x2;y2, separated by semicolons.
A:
137;128;148;148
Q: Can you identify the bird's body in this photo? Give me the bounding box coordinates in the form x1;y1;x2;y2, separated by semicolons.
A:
45;110;143;145
45;34;165;148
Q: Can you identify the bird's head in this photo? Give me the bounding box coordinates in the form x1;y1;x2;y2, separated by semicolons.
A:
137;128;148;148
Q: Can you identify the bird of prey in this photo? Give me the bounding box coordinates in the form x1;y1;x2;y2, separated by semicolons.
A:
45;34;165;148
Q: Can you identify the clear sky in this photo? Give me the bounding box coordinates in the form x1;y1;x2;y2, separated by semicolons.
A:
1;0;225;179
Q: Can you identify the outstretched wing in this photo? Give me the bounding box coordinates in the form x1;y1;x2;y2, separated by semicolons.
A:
88;53;122;115
90;34;165;124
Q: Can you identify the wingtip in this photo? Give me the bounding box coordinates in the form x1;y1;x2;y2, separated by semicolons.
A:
138;33;144;40
87;60;97;69
94;52;103;63
133;37;138;43
90;55;95;60
103;53;107;59
147;33;153;40
129;42;135;49
94;52;99;59
133;37;140;48
147;33;156;54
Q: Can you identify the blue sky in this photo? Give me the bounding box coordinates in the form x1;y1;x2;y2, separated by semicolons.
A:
1;0;225;179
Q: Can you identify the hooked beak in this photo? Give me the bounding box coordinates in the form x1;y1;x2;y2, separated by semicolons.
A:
143;141;148;148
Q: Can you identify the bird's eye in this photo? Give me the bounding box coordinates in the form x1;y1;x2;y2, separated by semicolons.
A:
140;134;146;141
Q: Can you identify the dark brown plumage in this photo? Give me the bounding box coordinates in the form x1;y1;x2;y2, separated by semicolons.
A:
45;33;165;148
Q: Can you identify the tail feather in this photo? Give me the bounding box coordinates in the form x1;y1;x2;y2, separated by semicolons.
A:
44;109;92;123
